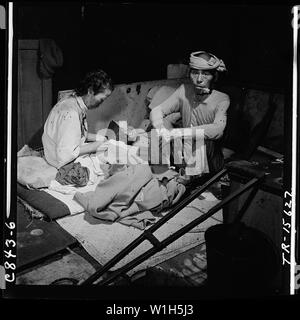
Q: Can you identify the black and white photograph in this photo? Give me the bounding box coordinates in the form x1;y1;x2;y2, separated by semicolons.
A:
1;1;299;305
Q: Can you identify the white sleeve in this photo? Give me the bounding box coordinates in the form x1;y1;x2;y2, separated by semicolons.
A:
56;110;82;167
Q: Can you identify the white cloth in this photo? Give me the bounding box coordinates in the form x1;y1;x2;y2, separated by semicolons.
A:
42;94;88;169
75;153;106;184
17;156;58;189
48;180;77;195
97;139;144;165
45;176;105;215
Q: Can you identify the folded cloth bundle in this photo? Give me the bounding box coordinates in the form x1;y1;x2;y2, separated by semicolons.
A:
56;161;90;187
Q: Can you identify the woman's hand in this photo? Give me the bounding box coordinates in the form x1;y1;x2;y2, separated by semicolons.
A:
96;134;108;143
127;127;146;142
96;140;109;152
79;140;107;156
87;132;108;143
127;129;138;142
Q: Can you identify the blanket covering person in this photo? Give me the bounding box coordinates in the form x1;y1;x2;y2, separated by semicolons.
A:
73;164;185;229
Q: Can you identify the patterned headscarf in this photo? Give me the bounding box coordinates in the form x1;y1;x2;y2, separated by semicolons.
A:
189;51;227;72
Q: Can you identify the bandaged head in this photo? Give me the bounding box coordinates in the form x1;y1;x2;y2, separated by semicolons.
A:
189;51;227;72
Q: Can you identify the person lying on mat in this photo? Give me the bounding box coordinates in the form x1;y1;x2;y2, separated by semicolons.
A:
149;51;230;183
42;69;114;169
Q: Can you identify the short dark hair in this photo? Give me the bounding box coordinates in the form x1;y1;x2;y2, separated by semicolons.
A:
74;69;114;96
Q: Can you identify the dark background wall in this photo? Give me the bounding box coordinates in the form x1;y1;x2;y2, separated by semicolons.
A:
16;2;292;97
